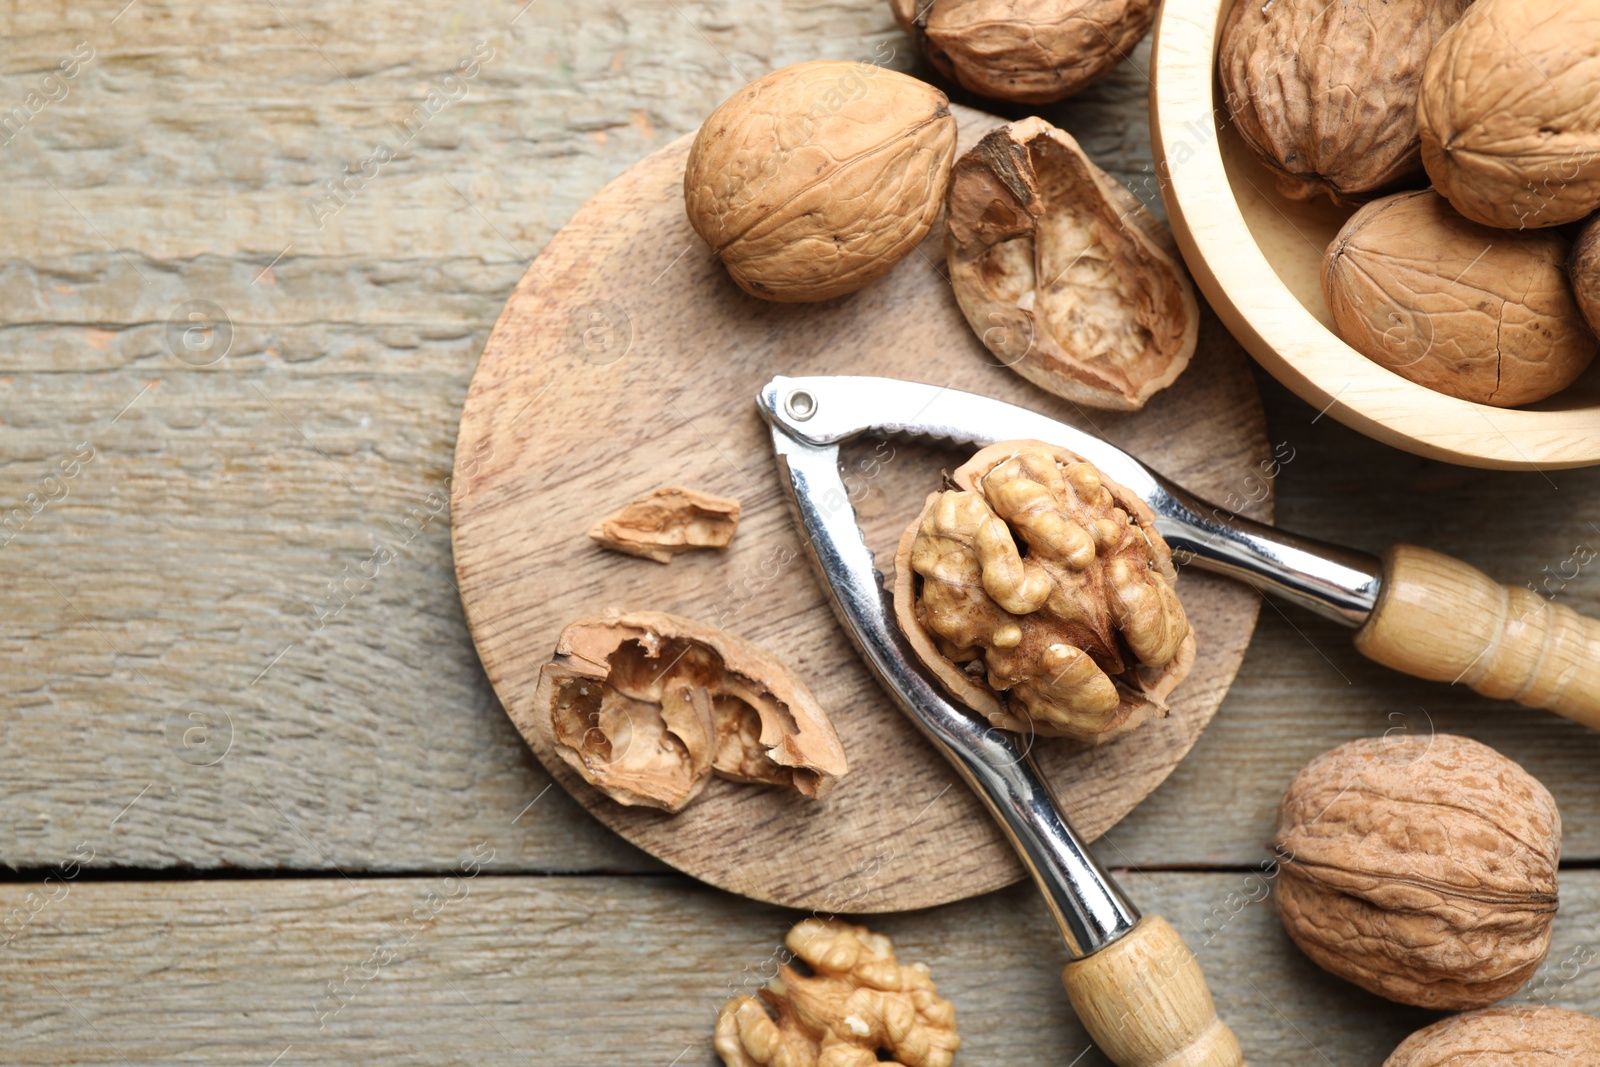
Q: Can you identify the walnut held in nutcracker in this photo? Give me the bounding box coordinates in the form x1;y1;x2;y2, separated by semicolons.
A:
714;918;960;1067
683;60;956;303
1322;189;1597;407
588;486;740;564
1571;214;1600;338
527;613;848;813
893;441;1193;743
946;117;1198;411
889;0;1157;105
1385;1005;1600;1067
1273;734;1561;1010
1219;0;1469;204
1420;0;1600;229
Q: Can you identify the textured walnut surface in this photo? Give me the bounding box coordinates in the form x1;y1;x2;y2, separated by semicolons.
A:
1274;734;1561;1010
892;0;1157;104
1420;0;1600;229
895;441;1193;741
1384;1005;1600;1066
945;117;1197;411
683;60;955;302
1572;214;1600;338
1219;0;1468;204
530;612;848;811
715;919;960;1067
1322;189;1597;407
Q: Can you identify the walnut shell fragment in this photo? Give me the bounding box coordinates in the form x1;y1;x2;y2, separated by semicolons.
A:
889;0;1157;105
684;60;956;303
1323;189;1597;406
588;486;740;564
946;117;1198;411
528;612;848;813
1273;734;1561;1010
1385;1006;1600;1067
894;441;1193;743
1219;0;1469;204
714;918;960;1067
1419;0;1600;229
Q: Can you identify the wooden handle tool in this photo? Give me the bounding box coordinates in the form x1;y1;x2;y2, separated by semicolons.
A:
1063;916;1245;1067
1356;545;1600;729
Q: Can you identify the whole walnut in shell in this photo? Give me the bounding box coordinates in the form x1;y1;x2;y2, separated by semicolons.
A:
946;117;1198;411
1385;1006;1600;1067
1219;0;1469;204
715;918;960;1067
1273;734;1560;1010
1420;0;1600;229
525;612;848;812
1322;189;1597;406
1571;213;1600;337
683;61;956;303
894;441;1194;743
888;0;1157;104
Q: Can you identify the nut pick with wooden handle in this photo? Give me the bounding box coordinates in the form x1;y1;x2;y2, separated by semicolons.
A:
762;375;1600;1067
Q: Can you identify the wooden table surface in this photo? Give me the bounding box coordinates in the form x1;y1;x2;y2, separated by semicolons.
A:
4;2;1600;1064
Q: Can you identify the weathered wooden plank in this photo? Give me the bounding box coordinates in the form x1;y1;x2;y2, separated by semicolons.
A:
3;0;1600;881
4;871;1598;1065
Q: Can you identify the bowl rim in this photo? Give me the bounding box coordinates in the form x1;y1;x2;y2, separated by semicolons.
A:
1149;0;1600;471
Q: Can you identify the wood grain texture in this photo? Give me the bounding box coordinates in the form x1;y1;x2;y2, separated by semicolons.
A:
1151;0;1600;470
449;106;1271;912
1357;545;1600;730
6;871;1600;1066
4;0;1600;888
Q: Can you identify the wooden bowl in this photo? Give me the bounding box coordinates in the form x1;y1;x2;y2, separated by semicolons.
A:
1150;0;1600;470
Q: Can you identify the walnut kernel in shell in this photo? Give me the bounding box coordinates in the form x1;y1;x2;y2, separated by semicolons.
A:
588;486;740;564
1420;0;1600;229
527;612;848;812
889;0;1157;105
1219;0;1470;204
946;117;1198;411
1273;734;1561;1010
683;60;956;303
1384;1006;1600;1067
894;441;1193;743
714;918;960;1067
1322;189;1597;406
1570;213;1600;338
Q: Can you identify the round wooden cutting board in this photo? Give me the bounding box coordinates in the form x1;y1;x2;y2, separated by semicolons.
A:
451;105;1271;913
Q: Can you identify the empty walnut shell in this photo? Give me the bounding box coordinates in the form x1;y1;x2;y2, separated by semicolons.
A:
1323;189;1597;406
683;60;956;303
946;117;1198;411
889;0;1157;105
588;486;740;564
1273;734;1561;1010
1420;0;1600;229
1219;0;1469;204
894;441;1194;743
1571;214;1600;337
527;612;848;812
1385;1006;1600;1067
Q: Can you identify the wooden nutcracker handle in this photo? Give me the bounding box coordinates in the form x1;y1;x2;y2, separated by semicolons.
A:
1354;545;1600;729
1061;915;1245;1067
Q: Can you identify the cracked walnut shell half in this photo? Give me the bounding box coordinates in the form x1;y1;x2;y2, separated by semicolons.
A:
888;0;1158;105
715;918;960;1067
1219;0;1469;205
893;441;1194;743
528;612;848;813
946;117;1198;411
1274;734;1560;1010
